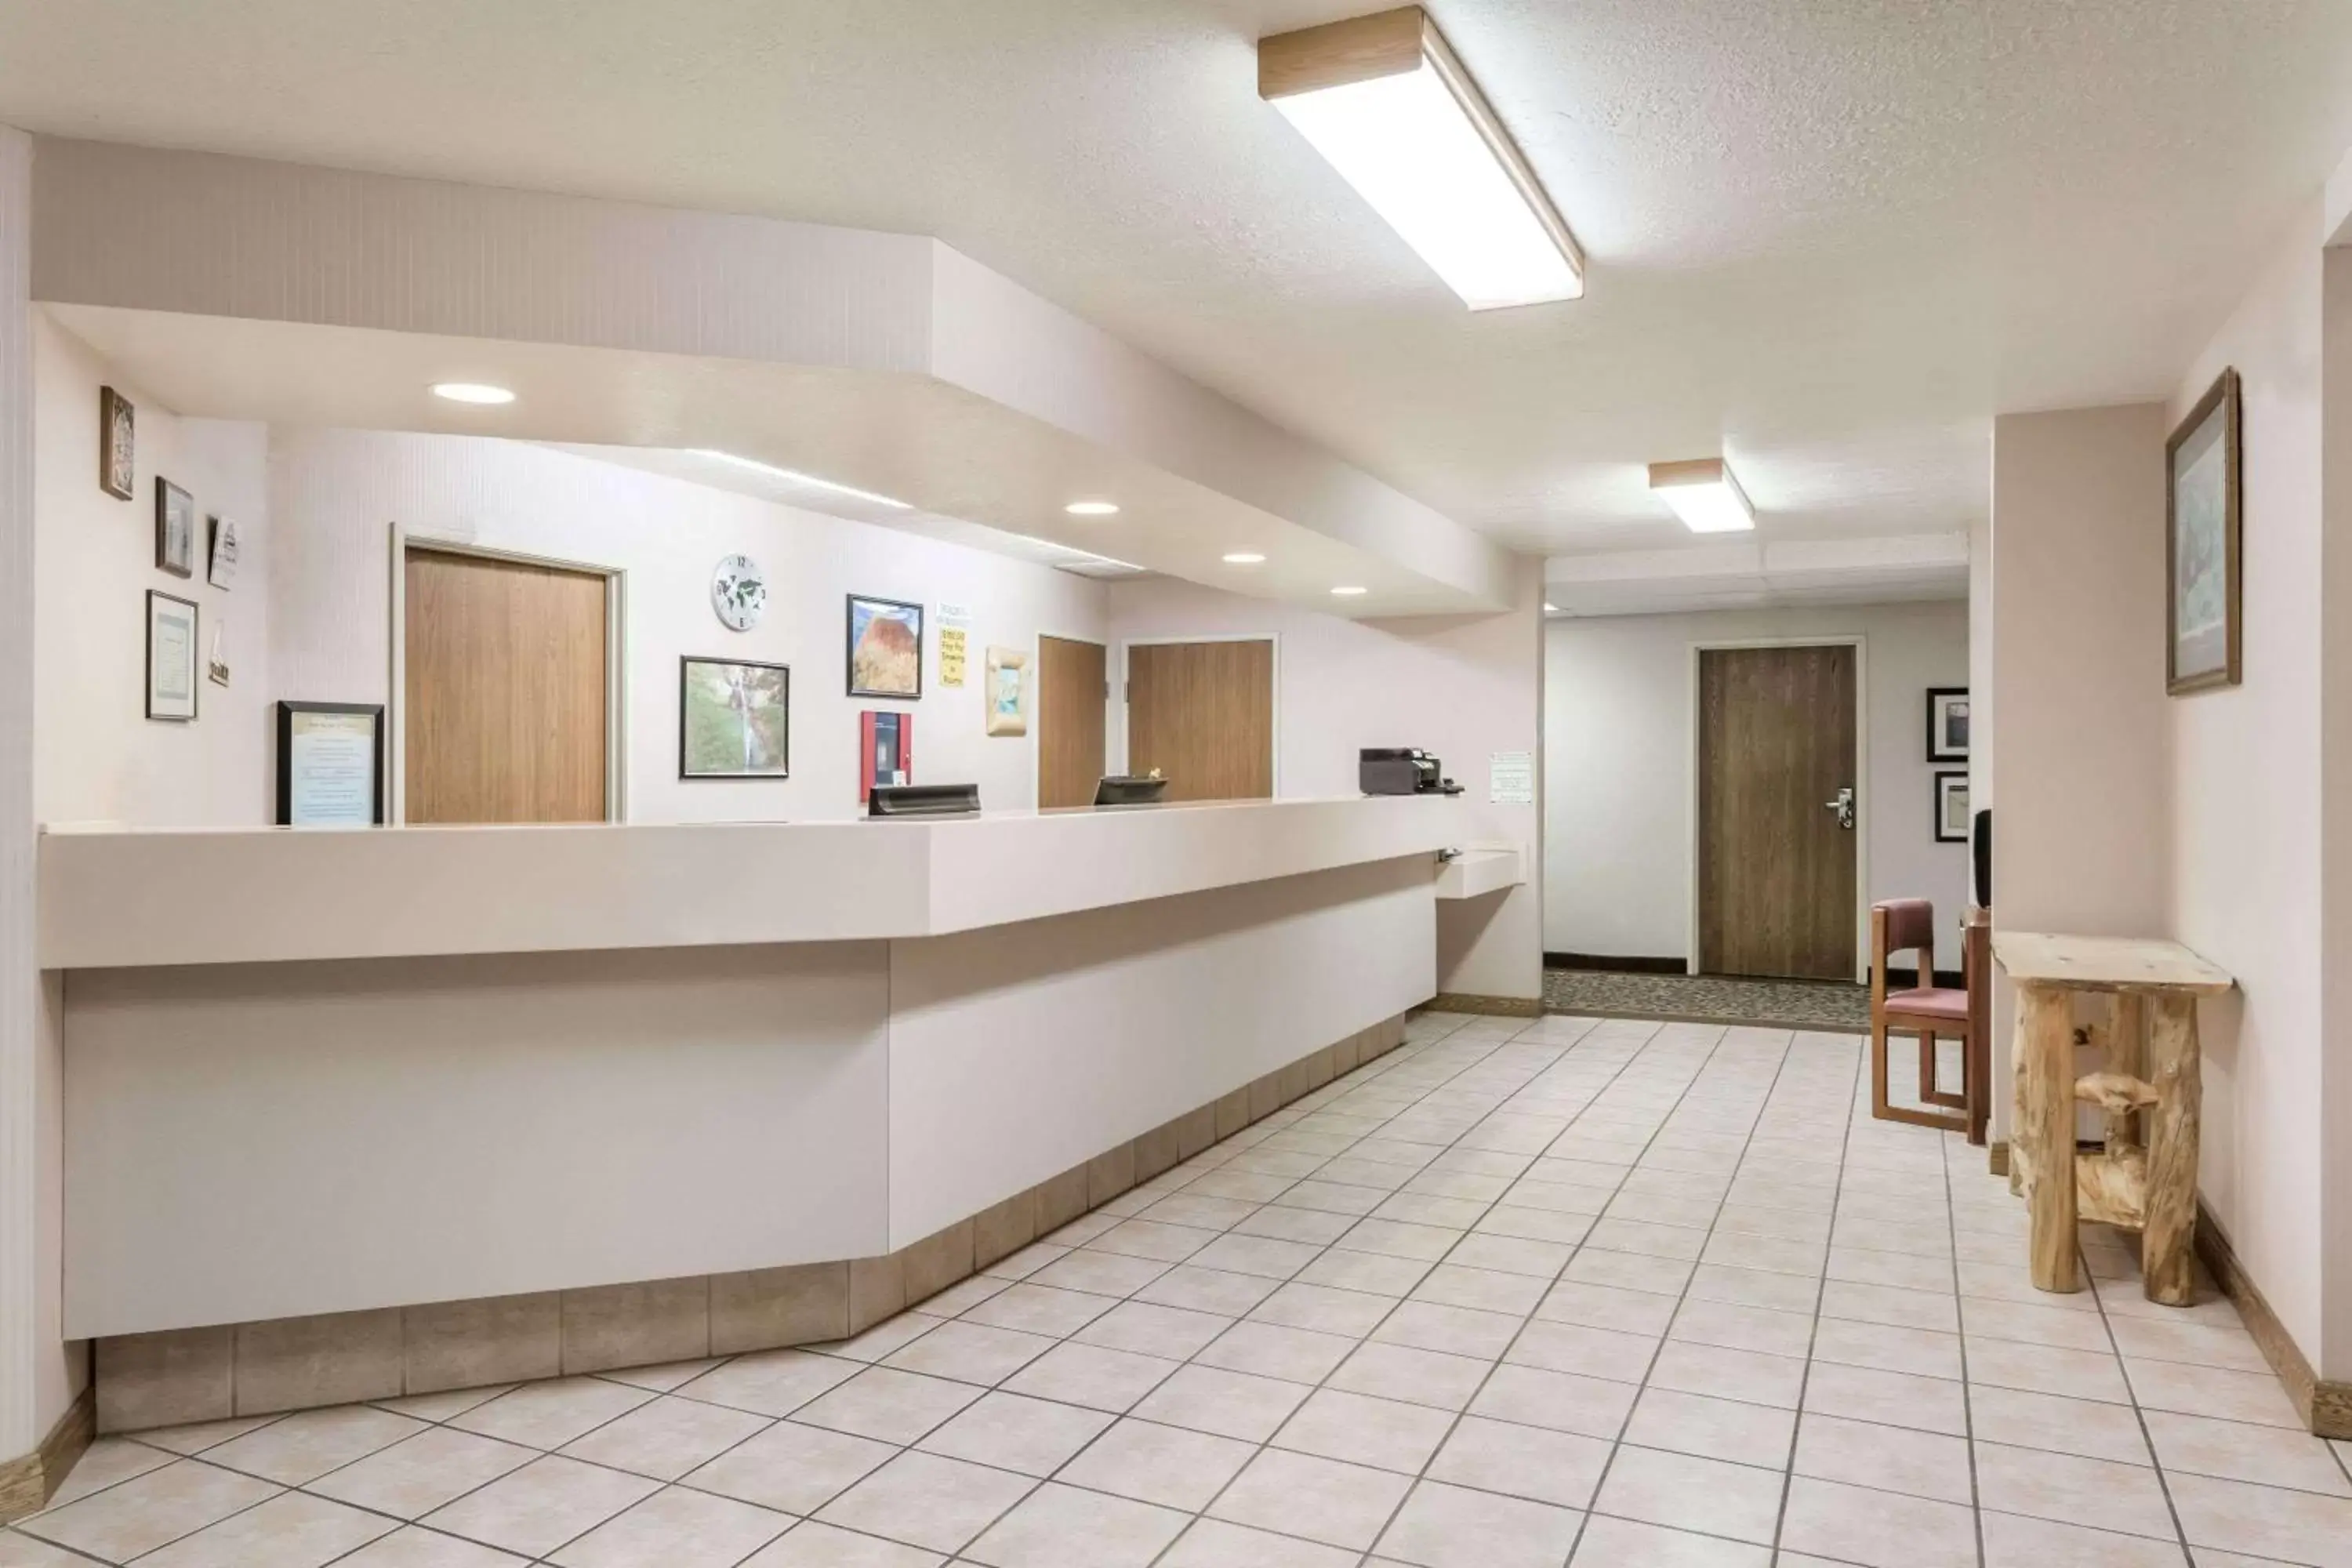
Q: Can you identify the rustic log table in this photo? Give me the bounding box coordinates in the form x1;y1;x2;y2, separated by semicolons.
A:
1992;931;2234;1302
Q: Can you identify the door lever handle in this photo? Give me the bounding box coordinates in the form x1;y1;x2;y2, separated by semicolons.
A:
1824;786;1856;830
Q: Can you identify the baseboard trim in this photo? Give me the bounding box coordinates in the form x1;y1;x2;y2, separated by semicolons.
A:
2195;1201;2351;1439
1423;993;1544;1018
1542;953;1687;975
0;1385;96;1523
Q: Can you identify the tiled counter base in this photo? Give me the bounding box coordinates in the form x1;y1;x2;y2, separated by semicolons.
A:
92;1016;1410;1435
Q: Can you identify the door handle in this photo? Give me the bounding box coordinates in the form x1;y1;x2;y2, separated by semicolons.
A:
1824;786;1856;829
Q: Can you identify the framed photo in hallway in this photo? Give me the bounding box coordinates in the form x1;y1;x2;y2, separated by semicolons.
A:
679;656;790;779
846;594;924;699
1925;688;1969;761
145;590;199;721
2167;367;2241;695
100;385;135;499
1933;770;1969;842
154;477;196;578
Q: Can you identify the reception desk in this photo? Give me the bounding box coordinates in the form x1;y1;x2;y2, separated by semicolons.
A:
42;797;1468;1428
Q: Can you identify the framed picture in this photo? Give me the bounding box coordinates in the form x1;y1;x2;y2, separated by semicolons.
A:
154;478;196;578
680;656;790;779
207;515;239;590
1933;770;1969;843
275;702;385;826
847;593;924;699
100;386;135;500
1925;687;1969;761
2168;367;2242;695
985;646;1030;737
145;590;199;721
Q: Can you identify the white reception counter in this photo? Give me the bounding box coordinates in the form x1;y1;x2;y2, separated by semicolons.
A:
48;798;1475;1427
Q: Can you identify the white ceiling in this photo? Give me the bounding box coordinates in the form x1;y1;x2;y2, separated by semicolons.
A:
5;1;2350;560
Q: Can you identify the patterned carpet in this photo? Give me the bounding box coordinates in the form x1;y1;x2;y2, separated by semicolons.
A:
1541;967;1871;1030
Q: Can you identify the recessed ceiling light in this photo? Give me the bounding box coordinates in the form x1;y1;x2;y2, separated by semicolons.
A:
1330;585;1369;597
1223;552;1267;564
1649;457;1755;534
691;449;912;510
1543;602;1560;614
1260;7;1583;310
430;382;515;405
1064;500;1120;517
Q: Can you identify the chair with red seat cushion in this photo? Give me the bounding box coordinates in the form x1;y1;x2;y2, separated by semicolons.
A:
1870;898;1972;1131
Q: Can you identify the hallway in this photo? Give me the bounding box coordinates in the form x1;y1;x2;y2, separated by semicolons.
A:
5;1010;2344;1567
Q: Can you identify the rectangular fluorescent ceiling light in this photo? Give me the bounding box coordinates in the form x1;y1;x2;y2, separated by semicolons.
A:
1649;457;1755;534
1259;6;1583;310
691;448;911;510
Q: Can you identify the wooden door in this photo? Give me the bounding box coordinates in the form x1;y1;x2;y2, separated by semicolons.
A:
404;547;610;823
1037;635;1108;808
1697;644;1857;979
1125;640;1274;802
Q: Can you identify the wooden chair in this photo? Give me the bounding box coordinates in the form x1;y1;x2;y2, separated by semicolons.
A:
1870;898;1971;1131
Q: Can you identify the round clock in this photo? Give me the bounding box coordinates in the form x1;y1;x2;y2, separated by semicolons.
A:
712;554;768;631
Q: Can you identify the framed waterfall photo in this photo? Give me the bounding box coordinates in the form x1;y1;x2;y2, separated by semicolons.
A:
2167;368;2241;695
680;656;790;779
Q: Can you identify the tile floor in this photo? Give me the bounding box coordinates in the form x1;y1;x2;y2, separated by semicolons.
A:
9;1010;2350;1567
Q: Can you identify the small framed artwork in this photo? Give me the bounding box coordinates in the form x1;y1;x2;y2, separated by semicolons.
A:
1925;687;1969;761
100;386;136;499
145;590;199;721
1933;770;1969;843
2168;367;2242;695
985;645;1030;737
154;478;196;578
275;702;385;826
207;515;239;589
847;593;924;699
680;656;790;779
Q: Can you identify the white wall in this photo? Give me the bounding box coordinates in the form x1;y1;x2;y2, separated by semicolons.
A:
1105;568;1544;1002
33;315;271;828
0;120;71;1465
257;430;1109;825
2167;205;2330;1372
1541;601;1970;966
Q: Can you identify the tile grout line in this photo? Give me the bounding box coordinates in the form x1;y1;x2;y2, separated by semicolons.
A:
1554;1019;1805;1566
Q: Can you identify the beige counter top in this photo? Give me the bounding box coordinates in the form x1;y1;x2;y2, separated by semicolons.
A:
40;795;1468;969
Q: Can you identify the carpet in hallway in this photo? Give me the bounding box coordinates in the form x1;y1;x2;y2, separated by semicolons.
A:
1542;967;1871;1029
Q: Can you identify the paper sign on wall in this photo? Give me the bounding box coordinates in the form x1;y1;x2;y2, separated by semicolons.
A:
937;602;972;688
1489;750;1535;805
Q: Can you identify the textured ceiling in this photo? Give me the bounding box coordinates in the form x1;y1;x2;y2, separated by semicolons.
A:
4;0;2349;556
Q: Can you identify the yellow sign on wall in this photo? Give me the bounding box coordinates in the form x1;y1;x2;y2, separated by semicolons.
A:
938;626;969;688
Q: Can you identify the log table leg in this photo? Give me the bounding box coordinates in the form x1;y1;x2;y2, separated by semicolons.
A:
2107;992;2146;1155
2016;982;2079;1292
2143;993;2202;1305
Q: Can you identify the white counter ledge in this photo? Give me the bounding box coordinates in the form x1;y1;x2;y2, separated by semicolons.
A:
39;794;1468;970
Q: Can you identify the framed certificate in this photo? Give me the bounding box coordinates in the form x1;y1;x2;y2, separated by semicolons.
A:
275;702;386;826
145;590;199;721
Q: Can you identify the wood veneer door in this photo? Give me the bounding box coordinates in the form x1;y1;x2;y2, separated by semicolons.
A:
1125;639;1274;803
404;547;610;823
1036;634;1108;809
1697;644;1857;979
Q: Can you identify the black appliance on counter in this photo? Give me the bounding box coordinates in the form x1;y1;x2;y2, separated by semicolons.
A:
1094;775;1171;808
1359;748;1464;797
868;782;981;818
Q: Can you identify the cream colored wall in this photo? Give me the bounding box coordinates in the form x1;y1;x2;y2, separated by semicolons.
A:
0;121;74;1461
269;429;1109;824
1541;600;1971;965
1985;403;2174;1156
32;315;270;828
1103;565;1543;1002
2165;205;2330;1370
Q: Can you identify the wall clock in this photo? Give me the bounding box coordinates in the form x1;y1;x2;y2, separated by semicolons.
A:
712;554;768;631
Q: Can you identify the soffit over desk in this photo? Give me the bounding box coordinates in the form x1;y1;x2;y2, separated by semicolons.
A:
39;796;1468;971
